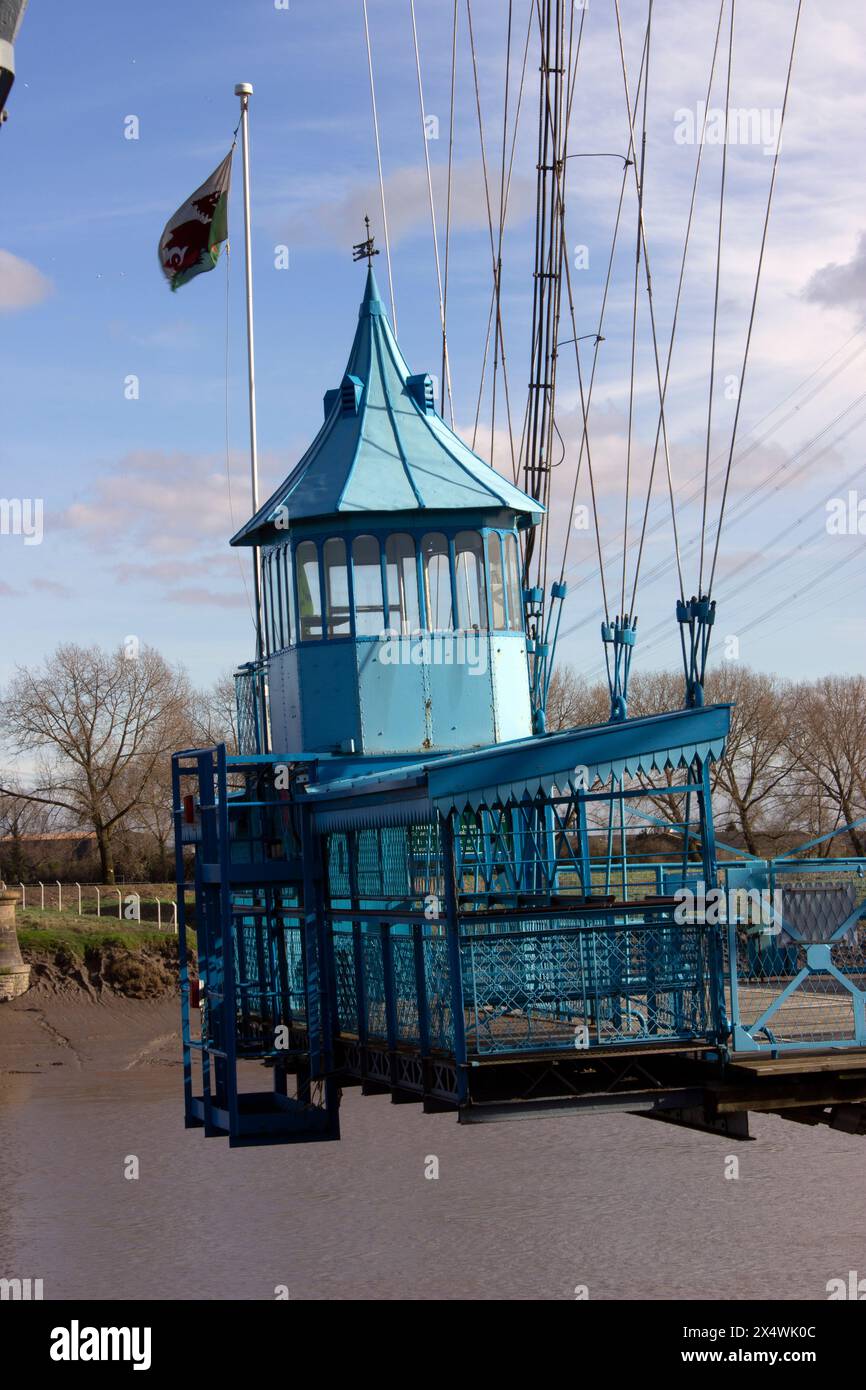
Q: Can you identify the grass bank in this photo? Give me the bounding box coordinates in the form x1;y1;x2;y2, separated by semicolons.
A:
16;911;196;999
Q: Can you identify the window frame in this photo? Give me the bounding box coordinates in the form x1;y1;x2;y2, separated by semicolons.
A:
294;538;324;642
385;532;421;636
454;530;488;632
351;533;386;638
421;531;455;632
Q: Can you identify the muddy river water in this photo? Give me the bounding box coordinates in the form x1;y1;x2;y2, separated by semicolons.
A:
1;1006;864;1301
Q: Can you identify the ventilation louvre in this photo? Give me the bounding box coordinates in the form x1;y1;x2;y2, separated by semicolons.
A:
407;373;435;414
340;374;363;415
324;375;363;420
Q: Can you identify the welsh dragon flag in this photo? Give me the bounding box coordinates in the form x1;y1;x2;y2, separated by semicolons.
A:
158;151;233;291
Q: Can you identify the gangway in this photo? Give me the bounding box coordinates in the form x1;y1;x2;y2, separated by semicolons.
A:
172;732;866;1147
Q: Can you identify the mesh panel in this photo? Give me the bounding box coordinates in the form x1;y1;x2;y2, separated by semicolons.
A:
332;927;357;1034
730;924;866;1048
363;931;387;1040
460;918;712;1054
424;932;454;1051
392;934;420;1044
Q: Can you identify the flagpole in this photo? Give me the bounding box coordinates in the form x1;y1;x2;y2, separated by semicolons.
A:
234;81;266;700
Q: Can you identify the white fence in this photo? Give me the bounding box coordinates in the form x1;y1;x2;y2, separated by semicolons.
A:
2;880;178;932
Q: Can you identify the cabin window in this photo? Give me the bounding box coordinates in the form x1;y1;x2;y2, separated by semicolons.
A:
504;532;523;631
295;540;323;640
274;548;286;650
266;550;283;653
487;533;507;630
324;537;350;638
385;533;420;634
261;552;273;655
454;531;487;630
281;544;296;646
352;534;385;636
422;532;453;630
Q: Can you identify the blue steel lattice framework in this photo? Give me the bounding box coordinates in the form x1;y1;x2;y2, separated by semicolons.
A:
173;702;738;1143
174;273;866;1145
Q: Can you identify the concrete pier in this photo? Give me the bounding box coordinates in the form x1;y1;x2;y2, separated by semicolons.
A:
0;889;29;1000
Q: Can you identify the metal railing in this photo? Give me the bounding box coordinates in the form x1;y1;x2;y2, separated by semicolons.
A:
722;857;866;1053
10;881;178;930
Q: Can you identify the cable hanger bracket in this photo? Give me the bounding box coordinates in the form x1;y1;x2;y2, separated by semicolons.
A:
602;613;637;722
677;594;716;708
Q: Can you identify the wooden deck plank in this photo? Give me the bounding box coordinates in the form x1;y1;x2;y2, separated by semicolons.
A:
728;1049;866;1078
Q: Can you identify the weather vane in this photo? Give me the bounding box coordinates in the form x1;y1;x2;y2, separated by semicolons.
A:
352;215;379;266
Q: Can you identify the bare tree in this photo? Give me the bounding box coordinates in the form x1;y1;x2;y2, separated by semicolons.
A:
190;672;239;753
703;665;796;856
0;779;60;881
545;665;608;731
788;675;866;855
0;644;190;883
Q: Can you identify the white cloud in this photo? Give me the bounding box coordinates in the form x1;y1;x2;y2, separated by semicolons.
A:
281;160;535;249
0;250;53;312
62;450;247;552
802;231;866;323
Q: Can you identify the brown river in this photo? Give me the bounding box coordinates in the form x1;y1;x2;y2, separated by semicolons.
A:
0;997;864;1301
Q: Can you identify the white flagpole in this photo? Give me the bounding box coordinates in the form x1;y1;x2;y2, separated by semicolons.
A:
234;82;265;680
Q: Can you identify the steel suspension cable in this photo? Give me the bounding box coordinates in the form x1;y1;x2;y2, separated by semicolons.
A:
563;250;612;623
575;338;866;599
362;0;397;331
472;0;533;473
466;0;519;479
540;0;577;604
699;0;734;595
523;0;574;596
708;0;804;592
616;530;866;675
613;0;686;603
629;0;726;613
410;0;453;422
573;390;866;628
555;28;649;591
553;27;649;622
441;0;459;423
490;1;514;468
622;0;652;616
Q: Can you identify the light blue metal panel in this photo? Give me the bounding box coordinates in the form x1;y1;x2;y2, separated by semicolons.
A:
289;643;362;753
353;634;530;755
489;634;533;742
428;634;497;749
356;639;429;753
271;633;534;757
267;648;300;754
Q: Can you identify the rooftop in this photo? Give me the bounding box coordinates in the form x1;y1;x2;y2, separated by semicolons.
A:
231;268;542;545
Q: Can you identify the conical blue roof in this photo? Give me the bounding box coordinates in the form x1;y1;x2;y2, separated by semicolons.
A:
231;268;542;545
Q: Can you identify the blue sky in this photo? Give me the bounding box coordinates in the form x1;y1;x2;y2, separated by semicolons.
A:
1;0;865;695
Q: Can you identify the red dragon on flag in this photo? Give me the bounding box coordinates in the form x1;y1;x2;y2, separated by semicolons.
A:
158;151;233;291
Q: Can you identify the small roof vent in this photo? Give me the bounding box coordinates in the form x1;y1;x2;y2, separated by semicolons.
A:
340;374;363;415
407;373;435;415
323;375;363;420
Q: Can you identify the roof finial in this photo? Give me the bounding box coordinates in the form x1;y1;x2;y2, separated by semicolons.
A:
352;214;379;267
